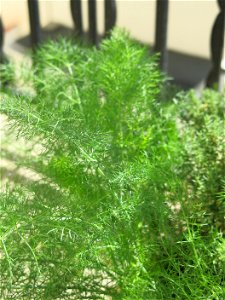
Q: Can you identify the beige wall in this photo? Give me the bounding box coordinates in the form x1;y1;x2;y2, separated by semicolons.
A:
1;0;224;60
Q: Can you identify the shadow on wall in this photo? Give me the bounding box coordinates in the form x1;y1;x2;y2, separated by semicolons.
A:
167;51;211;89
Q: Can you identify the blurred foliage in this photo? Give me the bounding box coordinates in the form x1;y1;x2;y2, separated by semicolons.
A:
175;89;225;233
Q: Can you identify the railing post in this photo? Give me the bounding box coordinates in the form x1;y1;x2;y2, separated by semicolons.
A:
0;18;5;64
104;0;117;37
27;0;41;51
70;0;83;36
0;18;12;86
88;0;97;45
154;0;169;72
206;0;225;89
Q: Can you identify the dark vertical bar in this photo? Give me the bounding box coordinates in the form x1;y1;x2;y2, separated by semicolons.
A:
88;0;97;45
104;0;117;37
27;0;41;50
206;0;225;89
0;18;4;64
0;19;8;64
154;0;169;71
70;0;83;36
0;18;11;86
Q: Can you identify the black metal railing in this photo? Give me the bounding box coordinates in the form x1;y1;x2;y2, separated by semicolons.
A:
154;0;169;72
206;0;225;88
27;0;41;51
0;18;4;64
71;0;83;37
0;0;224;89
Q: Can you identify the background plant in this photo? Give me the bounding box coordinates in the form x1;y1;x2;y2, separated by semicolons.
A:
175;89;225;234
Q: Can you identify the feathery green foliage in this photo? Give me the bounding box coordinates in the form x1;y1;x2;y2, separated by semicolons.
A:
175;89;225;233
0;29;224;299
